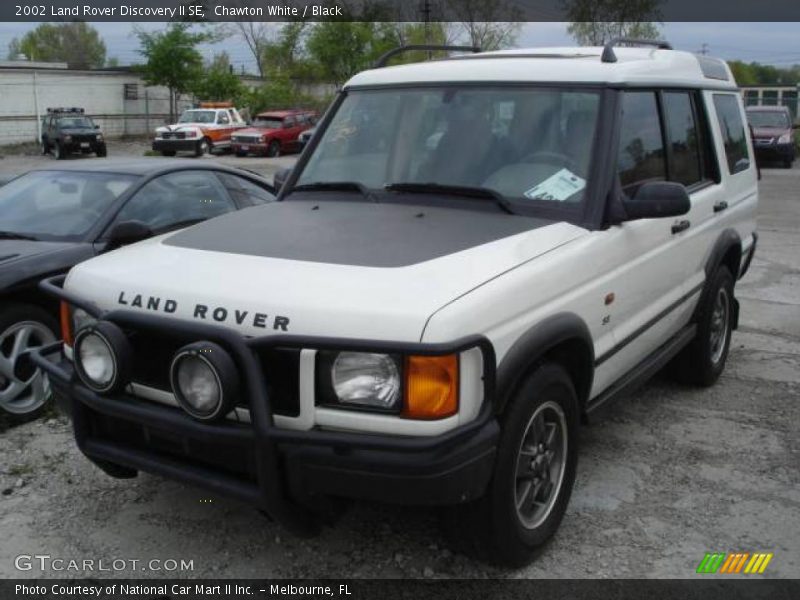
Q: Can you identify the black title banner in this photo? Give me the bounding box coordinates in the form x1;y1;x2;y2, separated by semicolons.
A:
3;579;800;600
3;0;800;22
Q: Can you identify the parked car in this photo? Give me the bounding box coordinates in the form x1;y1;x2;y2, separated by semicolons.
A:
231;110;317;157
0;160;275;420
297;126;317;150
746;105;797;168
152;103;246;157
41;108;107;160
33;43;757;566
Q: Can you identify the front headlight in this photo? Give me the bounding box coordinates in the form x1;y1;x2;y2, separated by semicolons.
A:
63;135;72;142
73;321;132;394
329;352;401;410
170;341;239;421
96;134;103;141
778;133;792;144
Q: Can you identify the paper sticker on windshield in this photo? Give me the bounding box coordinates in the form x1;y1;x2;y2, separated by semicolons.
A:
524;169;586;202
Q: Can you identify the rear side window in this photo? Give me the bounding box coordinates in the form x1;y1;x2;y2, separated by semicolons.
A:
663;92;703;187
713;94;751;174
617;92;666;193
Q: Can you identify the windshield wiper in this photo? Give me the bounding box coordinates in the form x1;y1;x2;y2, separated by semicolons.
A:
0;231;39;241
384;182;516;215
290;181;370;196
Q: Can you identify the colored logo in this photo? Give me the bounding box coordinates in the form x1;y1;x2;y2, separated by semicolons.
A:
696;552;773;574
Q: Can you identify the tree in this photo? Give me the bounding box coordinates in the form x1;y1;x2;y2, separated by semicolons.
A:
193;53;246;104
306;22;396;85
9;22;106;68
136;23;209;121
444;0;521;51
230;21;275;78
564;0;663;46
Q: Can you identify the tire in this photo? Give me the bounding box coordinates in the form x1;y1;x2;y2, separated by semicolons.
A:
41;141;49;155
195;138;211;157
266;140;281;158
0;303;59;422
53;142;65;160
235;151;248;157
96;145;107;158
161;150;177;157
672;266;735;386
784;159;793;169
442;363;580;567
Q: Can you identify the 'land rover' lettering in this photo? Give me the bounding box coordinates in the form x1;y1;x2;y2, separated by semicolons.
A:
117;291;289;330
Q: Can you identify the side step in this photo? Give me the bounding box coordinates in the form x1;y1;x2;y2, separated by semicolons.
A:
587;324;696;415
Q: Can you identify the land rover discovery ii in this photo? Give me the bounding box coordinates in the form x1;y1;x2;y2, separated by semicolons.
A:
31;41;758;566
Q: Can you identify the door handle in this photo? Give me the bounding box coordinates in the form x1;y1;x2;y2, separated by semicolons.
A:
671;220;691;234
713;200;729;213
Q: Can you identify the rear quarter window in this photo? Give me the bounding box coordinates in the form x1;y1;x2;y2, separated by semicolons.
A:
713;94;751;175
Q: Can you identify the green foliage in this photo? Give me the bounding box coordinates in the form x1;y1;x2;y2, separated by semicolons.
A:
9;22;106;69
305;22;397;85
193;53;247;104
136;23;210;119
728;60;800;86
564;0;663;45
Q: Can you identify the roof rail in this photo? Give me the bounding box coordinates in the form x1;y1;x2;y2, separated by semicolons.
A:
373;45;481;69
601;38;673;63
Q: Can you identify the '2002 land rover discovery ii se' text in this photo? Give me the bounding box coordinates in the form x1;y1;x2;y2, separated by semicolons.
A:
31;41;758;567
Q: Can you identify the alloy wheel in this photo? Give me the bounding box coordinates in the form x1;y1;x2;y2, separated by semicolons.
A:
709;287;730;365
0;321;56;415
513;400;568;529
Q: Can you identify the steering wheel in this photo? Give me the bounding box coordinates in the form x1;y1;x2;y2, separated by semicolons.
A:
523;151;577;171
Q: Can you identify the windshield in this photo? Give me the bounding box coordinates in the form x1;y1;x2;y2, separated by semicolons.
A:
296;87;600;213
0;171;137;241
179;110;216;124
253;117;284;129
57;116;94;129
747;110;791;129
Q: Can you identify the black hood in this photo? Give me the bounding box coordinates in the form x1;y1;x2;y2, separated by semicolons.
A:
164;199;553;268
0;240;93;291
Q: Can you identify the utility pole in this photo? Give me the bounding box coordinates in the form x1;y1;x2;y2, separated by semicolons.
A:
420;0;432;58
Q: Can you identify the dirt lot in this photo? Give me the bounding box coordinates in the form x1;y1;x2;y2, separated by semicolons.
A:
0;143;798;579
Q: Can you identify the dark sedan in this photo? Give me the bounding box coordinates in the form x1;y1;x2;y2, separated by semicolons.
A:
0;159;275;420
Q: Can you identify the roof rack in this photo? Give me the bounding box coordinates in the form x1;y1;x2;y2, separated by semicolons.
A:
601;38;673;64
373;45;481;69
47;107;84;114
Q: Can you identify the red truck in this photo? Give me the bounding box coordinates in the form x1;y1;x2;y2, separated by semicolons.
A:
231;110;317;157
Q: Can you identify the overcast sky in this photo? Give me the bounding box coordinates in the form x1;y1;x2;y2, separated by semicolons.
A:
0;21;798;72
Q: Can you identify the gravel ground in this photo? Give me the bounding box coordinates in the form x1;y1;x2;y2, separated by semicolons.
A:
0;145;798;579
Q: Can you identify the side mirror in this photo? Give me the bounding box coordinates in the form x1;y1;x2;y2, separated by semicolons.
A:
105;220;153;251
94;125;100;129
622;181;690;221
274;167;292;191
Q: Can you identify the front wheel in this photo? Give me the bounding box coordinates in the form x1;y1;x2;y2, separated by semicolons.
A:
96;145;107;158
266;140;280;158
443;363;579;566
0;303;59;422
195;138;211;157
672;266;735;386
53;142;65;160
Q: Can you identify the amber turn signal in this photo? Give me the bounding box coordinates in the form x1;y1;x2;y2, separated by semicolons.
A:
60;301;73;346
403;354;459;419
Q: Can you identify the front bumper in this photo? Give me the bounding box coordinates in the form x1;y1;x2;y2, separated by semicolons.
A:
33;276;498;534
753;141;795;161
152;139;199;152
232;142;268;155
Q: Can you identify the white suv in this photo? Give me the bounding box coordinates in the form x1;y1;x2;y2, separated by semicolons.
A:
33;41;758;566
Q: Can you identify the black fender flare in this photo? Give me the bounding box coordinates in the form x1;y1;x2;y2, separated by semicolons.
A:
694;228;742;327
495;312;595;414
705;228;742;279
